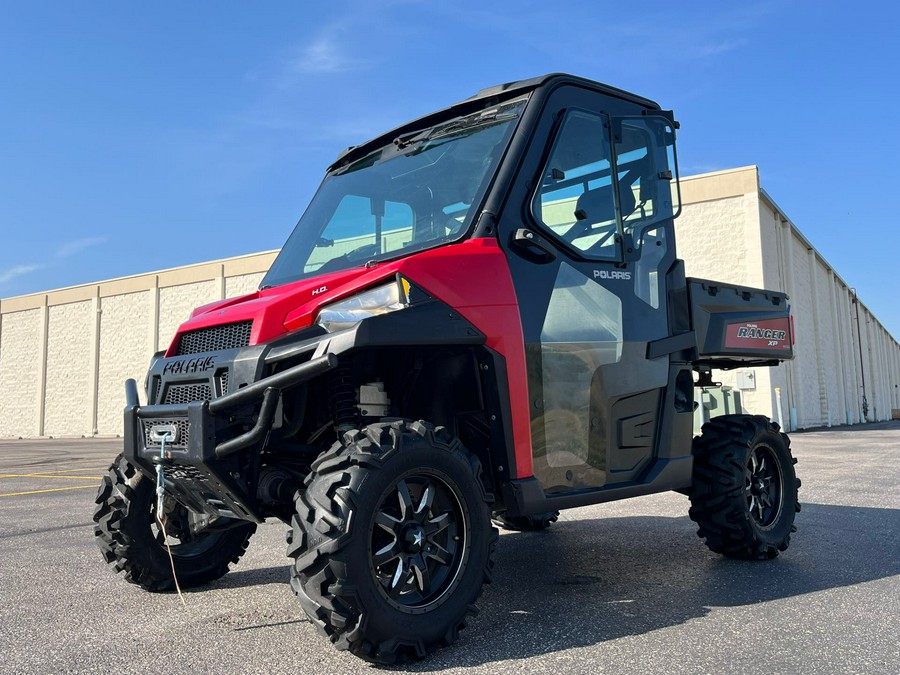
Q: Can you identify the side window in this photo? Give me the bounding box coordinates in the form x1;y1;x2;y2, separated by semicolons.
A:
532;110;621;260
305;195;414;273
613;117;680;237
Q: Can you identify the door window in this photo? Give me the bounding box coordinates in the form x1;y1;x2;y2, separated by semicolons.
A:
612;117;680;249
532;110;621;260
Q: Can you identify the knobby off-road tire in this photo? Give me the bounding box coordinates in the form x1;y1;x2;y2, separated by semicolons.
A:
93;454;256;591
689;415;801;560
492;510;559;531
287;420;497;664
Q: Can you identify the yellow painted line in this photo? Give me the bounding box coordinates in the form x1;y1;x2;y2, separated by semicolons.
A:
0;463;110;472
0;473;102;480
0;466;110;474
0;485;97;497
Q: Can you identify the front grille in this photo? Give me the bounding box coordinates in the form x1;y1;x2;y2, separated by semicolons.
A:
163;383;212;405
142;418;191;448
176;321;252;355
217;371;229;396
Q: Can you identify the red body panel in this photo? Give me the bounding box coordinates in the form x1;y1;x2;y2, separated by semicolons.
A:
167;238;534;479
396;239;534;480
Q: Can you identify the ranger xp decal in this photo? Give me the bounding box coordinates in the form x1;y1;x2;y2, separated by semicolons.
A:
724;318;791;350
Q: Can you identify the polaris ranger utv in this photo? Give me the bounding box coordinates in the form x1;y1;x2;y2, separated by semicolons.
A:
94;73;800;663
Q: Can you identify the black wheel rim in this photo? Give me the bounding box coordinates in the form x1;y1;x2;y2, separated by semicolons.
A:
745;445;784;528
370;472;468;611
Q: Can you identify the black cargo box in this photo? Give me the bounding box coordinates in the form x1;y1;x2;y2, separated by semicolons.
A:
688;278;793;369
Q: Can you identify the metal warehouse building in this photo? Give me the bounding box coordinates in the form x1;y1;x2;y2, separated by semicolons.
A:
1;166;898;438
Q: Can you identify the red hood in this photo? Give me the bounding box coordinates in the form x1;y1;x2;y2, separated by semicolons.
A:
165;238;517;356
165;265;394;355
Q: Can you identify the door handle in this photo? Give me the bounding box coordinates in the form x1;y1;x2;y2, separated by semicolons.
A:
511;228;557;262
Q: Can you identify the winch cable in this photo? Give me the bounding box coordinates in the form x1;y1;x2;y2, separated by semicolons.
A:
155;434;186;606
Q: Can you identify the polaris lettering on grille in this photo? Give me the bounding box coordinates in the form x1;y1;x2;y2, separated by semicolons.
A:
163;356;216;376
736;327;787;341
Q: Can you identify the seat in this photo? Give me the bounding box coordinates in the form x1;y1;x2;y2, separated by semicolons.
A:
574;181;637;226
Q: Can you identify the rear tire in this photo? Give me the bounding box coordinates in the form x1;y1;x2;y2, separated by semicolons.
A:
287;420;497;663
93;454;256;591
689;415;800;560
492;511;559;531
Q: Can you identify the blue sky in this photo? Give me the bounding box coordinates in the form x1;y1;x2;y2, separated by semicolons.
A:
2;1;899;336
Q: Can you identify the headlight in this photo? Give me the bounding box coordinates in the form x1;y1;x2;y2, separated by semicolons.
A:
316;278;411;332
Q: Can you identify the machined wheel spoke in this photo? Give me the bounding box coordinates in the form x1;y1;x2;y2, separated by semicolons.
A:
396;480;414;520
389;558;408;595
424;511;451;536
375;510;401;535
409;554;431;593
415;483;435;517
373;541;401;568
425;542;451;566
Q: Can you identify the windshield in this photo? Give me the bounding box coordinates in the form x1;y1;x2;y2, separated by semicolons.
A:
261;96;528;289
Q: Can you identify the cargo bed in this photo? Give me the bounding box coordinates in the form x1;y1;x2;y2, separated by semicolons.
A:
687;278;793;369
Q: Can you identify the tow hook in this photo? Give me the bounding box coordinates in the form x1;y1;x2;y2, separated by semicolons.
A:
153;429;176;520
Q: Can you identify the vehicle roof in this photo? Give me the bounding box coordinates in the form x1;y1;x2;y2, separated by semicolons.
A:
328;73;660;171
465;73;659;108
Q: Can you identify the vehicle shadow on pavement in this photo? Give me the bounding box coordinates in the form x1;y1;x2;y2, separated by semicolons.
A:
208;564;290;589
396;502;899;671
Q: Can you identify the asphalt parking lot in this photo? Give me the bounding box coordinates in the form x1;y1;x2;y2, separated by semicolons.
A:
1;423;898;674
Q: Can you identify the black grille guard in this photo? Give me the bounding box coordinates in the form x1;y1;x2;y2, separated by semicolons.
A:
123;353;337;522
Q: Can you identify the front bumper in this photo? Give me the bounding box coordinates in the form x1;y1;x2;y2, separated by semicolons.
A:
123;353;337;522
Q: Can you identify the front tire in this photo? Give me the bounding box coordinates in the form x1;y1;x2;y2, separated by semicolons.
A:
93;454;256;591
287;420;497;663
689;415;800;560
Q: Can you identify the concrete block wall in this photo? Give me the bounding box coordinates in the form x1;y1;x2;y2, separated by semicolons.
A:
158;281;220;353
96;290;155;435
0;308;43;437
225;273;265;300
44;300;95;437
676;167;773;419
677;166;900;430
0;251;276;438
758;186;897;430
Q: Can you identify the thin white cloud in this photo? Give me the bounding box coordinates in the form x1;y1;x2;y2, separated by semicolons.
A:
683;38;749;60
291;33;362;75
0;238;106;293
439;1;775;71
681;162;727;176
0;263;42;285
55;236;106;258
